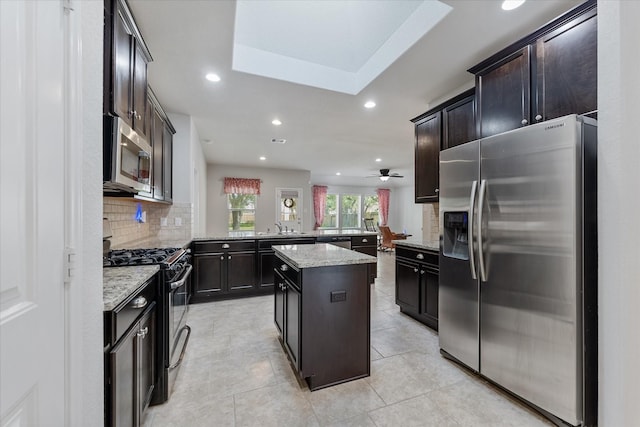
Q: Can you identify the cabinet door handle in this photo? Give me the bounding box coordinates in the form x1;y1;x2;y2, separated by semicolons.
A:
282;284;287;291
280;264;289;272
222;243;230;249
521;119;528;125
414;268;419;273
220;256;224;260
435;188;439;193
130;296;147;309
137;326;149;338
535;114;542;121
416;253;424;260
228;256;232;260
362;238;368;243
420;270;425;275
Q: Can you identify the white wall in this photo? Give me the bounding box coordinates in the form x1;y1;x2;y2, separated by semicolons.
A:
389;185;422;236
598;1;640;424
206;165;311;235
167;113;207;235
80;0;103;424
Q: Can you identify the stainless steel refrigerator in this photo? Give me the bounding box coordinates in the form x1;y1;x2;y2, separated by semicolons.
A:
438;114;597;426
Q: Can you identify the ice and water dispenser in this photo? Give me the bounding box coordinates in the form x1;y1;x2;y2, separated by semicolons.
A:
443;212;469;260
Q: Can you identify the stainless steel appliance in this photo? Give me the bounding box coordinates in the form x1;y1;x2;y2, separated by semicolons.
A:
438;114;597;426
103;115;152;194
316;236;352;249
105;247;192;404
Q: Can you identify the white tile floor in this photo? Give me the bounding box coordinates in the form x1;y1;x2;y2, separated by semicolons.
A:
144;251;552;427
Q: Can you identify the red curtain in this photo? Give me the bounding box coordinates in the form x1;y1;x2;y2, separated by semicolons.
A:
377;188;390;226
312;185;328;229
223;177;261;195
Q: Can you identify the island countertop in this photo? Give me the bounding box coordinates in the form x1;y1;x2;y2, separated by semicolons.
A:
273;243;376;269
103;265;159;311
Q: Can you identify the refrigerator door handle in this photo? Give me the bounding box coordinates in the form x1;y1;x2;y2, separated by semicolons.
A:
468;180;478;280
477;179;488;282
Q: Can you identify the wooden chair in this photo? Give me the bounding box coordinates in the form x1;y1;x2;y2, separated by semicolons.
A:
378;225;407;251
363;218;377;232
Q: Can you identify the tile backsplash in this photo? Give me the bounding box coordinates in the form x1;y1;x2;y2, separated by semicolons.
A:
422;202;440;243
104;197;193;246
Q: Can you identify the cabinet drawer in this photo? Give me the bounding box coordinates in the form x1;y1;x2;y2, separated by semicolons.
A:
396;247;438;266
274;258;300;285
194;240;255;253
351;235;376;246
106;276;157;346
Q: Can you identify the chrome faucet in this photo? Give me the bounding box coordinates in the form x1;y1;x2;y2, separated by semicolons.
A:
275;222;282;233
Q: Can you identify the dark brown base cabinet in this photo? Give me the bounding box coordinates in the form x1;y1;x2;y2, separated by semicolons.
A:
395;247;439;331
104;276;157;427
192;240;257;302
274;256;370;391
350;235;378;284
192;236;375;303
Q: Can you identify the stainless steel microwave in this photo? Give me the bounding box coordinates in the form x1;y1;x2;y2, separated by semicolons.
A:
103;116;152;194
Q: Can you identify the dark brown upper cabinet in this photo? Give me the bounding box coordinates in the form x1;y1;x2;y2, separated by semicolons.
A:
104;0;152;139
469;0;596;138
413;112;441;203
443;89;476;150
534;7;597;122
411;88;475;203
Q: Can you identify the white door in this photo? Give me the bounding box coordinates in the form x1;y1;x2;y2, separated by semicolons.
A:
1;1;67;424
276;188;303;232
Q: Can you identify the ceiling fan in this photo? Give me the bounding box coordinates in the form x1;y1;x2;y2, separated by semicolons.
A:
368;168;404;182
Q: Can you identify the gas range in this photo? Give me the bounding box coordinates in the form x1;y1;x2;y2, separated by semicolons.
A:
103;245;192;405
104;247;185;268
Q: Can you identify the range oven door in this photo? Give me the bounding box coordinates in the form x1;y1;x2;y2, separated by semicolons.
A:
167;264;192;391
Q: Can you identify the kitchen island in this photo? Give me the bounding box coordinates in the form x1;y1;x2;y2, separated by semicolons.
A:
273;243;376;391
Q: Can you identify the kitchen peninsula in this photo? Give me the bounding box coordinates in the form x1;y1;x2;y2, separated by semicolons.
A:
189;230;378;302
273;243;376;390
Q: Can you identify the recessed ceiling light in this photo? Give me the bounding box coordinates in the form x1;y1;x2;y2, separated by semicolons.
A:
375;158;382;162
259;156;266;161
272;119;282;126
501;0;525;11
364;101;376;109
336;172;341;176
205;73;221;82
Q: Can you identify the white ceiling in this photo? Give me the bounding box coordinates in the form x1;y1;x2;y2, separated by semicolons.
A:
128;0;582;188
232;0;452;94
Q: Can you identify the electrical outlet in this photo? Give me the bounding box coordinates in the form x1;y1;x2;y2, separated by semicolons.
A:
330;290;347;302
175;217;182;226
160;217;168;227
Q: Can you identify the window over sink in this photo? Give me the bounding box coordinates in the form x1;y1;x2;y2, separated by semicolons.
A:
228;194;256;231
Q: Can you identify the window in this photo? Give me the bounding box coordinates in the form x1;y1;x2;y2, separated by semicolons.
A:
340;194;361;229
363;195;380;226
321;194;337;228
228;194;256;231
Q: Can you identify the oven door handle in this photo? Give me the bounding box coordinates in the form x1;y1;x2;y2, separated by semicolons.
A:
170;264;193;290
169;325;191;370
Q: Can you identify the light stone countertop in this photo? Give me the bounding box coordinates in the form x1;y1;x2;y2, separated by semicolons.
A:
112;230;378;250
103;265;159;311
192;229;377;241
393;238;440;253
273;243;376;269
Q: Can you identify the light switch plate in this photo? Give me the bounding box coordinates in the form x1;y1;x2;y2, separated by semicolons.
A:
160;217;168;227
175;217;182;226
